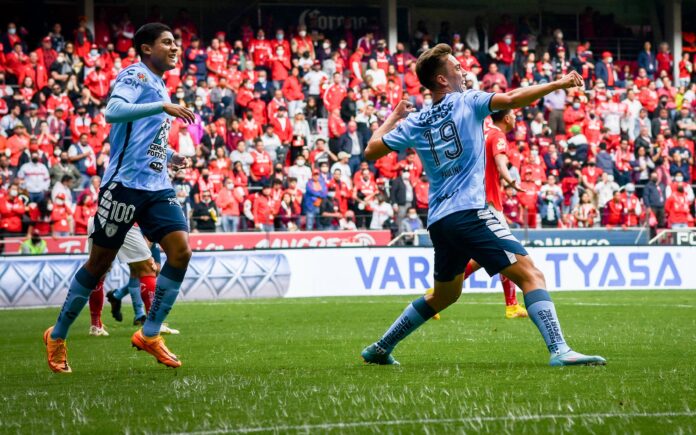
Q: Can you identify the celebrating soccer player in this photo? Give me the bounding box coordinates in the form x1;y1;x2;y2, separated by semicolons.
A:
361;44;606;367
425;108;528;320
44;23;195;373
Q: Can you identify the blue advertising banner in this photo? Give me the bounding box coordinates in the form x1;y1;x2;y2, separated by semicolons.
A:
416;228;649;247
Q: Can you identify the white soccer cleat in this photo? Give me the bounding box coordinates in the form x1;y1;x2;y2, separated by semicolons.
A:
159;324;180;335
89;325;110;337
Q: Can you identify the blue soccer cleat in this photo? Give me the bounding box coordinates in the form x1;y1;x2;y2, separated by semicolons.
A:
549;350;607;367
361;343;400;365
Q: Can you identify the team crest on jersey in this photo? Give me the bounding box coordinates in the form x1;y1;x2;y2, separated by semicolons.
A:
137;72;148;83
105;223;118;238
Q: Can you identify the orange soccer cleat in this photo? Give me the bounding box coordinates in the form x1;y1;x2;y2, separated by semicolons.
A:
43;326;72;373
131;329;182;368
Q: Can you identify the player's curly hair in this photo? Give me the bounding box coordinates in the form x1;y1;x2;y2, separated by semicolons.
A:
133;23;172;58
416;43;452;91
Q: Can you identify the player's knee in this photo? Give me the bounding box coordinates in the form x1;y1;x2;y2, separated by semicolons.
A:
85;256;113;277
167;246;192;268
527;266;546;289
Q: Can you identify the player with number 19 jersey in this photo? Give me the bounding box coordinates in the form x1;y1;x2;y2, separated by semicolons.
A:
382;90;494;226
102;62;174;191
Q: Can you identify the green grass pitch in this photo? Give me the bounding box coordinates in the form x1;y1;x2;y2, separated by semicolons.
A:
1;290;695;434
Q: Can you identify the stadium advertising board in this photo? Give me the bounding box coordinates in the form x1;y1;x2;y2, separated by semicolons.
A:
0;231;391;254
0;246;692;308
416;228;650;247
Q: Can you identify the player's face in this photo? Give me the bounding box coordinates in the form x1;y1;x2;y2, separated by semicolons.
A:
149;31;178;72
445;55;465;93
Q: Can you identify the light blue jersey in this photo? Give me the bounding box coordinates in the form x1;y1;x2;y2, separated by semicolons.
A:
382;90;494;226
102;62;173;191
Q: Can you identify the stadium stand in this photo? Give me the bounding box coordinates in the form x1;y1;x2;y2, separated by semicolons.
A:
0;12;694;251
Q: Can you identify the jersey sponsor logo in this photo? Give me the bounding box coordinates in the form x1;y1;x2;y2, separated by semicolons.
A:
120;77;141;89
147;119;172;168
417;101;454;125
105;223;118;237
149;161;164;173
434;188;459;204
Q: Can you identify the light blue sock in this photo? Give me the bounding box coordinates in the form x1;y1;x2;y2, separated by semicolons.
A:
113;278;134;300
129;279;146;319
142;263;185;337
51;267;100;340
524;289;571;355
376;296;437;353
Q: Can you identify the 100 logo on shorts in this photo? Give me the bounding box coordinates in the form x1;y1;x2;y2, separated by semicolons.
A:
97;183;136;237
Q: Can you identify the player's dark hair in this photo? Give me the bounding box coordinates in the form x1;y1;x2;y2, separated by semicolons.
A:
416;43;452;91
133;23;172;58
491;109;512;122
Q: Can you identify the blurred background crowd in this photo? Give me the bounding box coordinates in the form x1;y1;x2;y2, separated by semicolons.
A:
0;8;694;250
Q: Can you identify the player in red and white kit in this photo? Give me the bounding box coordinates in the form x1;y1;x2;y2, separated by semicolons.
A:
426;108;528;319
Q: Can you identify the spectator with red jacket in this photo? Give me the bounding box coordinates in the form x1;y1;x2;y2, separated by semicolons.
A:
0;184;25;234
665;185;692;228
249;139;272;187
323;73;347;114
216;178;241;232
271;106;293;144
73;194;96;235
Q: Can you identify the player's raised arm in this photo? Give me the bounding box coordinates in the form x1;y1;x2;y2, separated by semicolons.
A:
365;99;415;161
490;71;584;111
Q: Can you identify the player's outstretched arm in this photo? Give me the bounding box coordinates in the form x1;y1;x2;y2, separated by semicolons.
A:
365;100;415;161
490;71;584;112
105;100;195;124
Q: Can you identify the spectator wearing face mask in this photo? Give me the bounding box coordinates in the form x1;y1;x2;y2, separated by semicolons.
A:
665;183;692;229
50;174;74;211
369;193;394;230
539;174;563;228
17;151;50;203
50;192;72;236
318;188;342;230
215;178;241;232
288;155;311;193
19;228;47;254
192;190;219;232
488;34;515;85
303;169;327;230
1;184;25;234
643;171;666;233
397;206;424;245
666;172;695;201
249;139;272;188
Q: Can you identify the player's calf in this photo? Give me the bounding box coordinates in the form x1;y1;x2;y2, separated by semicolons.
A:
501;255;606;366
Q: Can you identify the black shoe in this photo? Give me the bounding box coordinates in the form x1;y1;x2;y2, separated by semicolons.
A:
133;315;146;326
106;290;123;322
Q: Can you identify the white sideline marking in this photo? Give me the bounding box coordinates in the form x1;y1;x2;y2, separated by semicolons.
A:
191;300;696;309
170;411;696;434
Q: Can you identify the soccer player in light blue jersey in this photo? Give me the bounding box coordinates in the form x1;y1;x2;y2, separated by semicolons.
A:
44;23;196;373
361;44;606;367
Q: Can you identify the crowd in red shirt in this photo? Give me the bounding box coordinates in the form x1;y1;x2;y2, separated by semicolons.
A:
0;14;695;243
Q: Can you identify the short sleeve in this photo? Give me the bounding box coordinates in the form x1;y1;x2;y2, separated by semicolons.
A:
490;133;508;157
110;67;145;104
461;90;494;120
382;120;411;153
